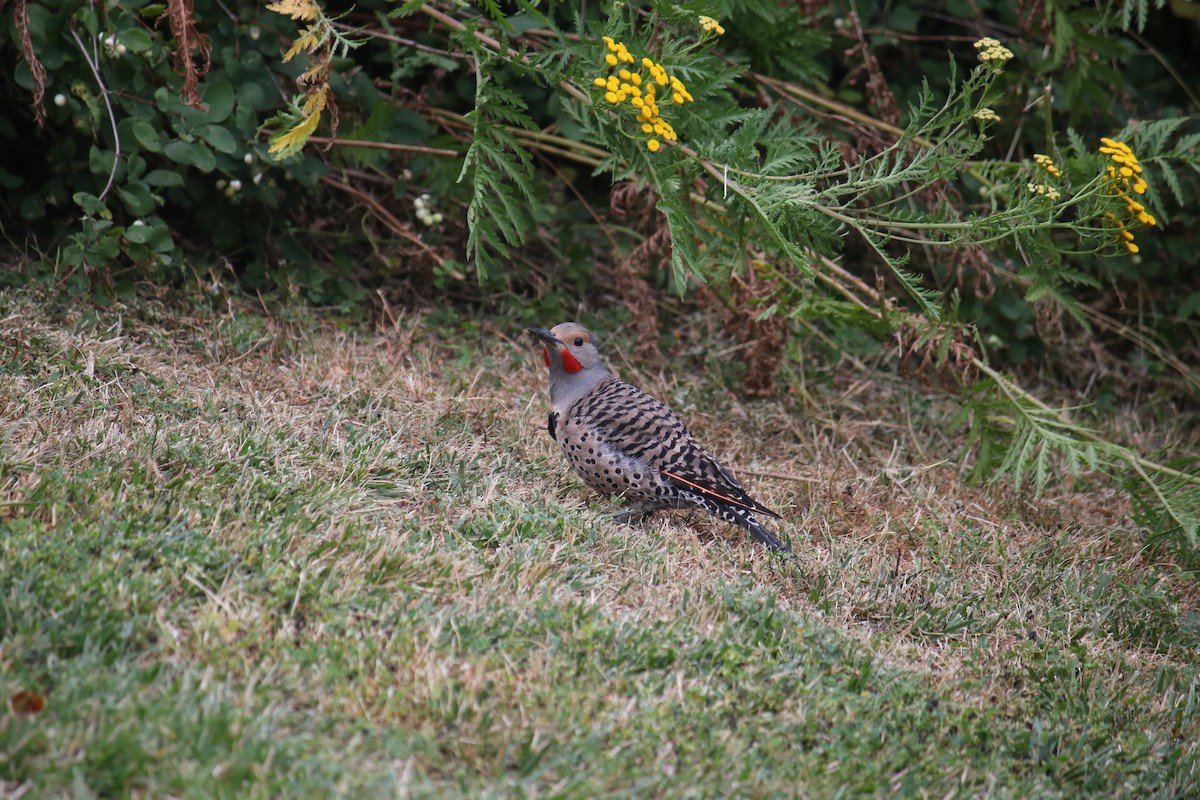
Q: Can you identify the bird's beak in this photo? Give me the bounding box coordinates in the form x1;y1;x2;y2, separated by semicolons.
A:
526;327;563;347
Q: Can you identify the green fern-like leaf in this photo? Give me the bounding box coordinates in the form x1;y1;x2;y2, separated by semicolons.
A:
1155;159;1185;206
457;57;539;280
1127;457;1200;568
657;177;704;294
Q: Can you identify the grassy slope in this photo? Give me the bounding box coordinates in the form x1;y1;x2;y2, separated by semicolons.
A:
1;290;1198;798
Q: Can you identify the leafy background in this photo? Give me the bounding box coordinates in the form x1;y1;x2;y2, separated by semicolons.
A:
2;1;1199;539
3;0;1195;315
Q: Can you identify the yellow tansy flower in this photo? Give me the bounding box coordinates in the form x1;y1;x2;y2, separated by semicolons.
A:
974;36;1013;65
1098;136;1156;255
1033;153;1062;177
592;38;692;153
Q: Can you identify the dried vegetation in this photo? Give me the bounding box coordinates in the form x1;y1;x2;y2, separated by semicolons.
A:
1;289;1198;796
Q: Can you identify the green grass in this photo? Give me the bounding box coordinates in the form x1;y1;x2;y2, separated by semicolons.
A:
2;289;1198;798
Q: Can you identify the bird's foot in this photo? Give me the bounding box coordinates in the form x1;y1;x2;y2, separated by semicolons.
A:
609;505;658;526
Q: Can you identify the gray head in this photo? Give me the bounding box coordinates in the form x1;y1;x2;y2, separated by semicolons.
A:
526;322;611;410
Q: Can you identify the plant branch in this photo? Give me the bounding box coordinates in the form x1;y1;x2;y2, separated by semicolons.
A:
304;135;460;157
976;358;1200;487
417;3;592;105
318;174;444;265
68;26;121;201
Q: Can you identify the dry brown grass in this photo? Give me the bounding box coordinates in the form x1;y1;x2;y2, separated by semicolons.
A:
3;290;1198;796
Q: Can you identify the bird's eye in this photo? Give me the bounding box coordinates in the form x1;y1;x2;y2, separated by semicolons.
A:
574;337;584;347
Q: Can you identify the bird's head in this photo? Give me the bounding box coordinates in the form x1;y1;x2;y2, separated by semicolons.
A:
526;322;609;407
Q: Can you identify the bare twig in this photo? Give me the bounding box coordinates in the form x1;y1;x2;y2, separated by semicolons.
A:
740;469;820;484
68;26;121;201
318;174;445;266
424;107;609;166
295;135;459;157
331;20;462;60
416;3;592;105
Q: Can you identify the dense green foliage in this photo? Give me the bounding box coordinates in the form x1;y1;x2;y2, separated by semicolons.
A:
3;0;354;301
3;1;1196;307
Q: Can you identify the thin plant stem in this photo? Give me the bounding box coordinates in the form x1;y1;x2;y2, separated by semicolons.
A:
68;26;120;201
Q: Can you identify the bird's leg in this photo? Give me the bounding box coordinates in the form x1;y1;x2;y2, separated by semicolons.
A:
609;500;659;525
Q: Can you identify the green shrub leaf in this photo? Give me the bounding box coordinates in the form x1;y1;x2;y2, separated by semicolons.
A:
122;28;154;53
132;121;162;153
122;222;156;244
72;192;109;218
201;124;239;155
203;80;236;123
163;140;217;172
143;169;185;188
117;183;157;216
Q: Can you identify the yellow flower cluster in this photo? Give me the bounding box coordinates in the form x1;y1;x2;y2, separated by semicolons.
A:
973;107;1000;122
974;37;1013;64
1027;182;1061;201
1025;153;1063;201
593;37;694;152
1099;137;1155;254
698;15;726;35
601;36;635;67
1033;153;1061;177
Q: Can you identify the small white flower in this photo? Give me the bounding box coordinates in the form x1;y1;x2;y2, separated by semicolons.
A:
130;219;146;227
116;43;127;56
216;179;228;190
415;193;440;225
249;26;260;41
243;152;254;165
252;171;263;186
54;93;67;107
229;179;242;192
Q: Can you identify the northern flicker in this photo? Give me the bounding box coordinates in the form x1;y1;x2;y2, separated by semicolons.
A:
527;322;791;554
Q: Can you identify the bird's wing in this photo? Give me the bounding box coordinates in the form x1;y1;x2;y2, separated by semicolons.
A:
661;463;781;519
572;379;780;519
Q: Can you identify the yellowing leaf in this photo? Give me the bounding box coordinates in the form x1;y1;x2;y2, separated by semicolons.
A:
301;85;328;116
266;0;319;21
299;60;328;86
268;109;322;159
282;25;320;63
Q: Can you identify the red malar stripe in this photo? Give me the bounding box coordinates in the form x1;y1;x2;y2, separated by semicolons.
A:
560;349;584;373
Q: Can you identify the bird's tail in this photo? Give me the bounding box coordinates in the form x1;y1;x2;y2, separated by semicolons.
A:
689;491;795;556
743;513;794;555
